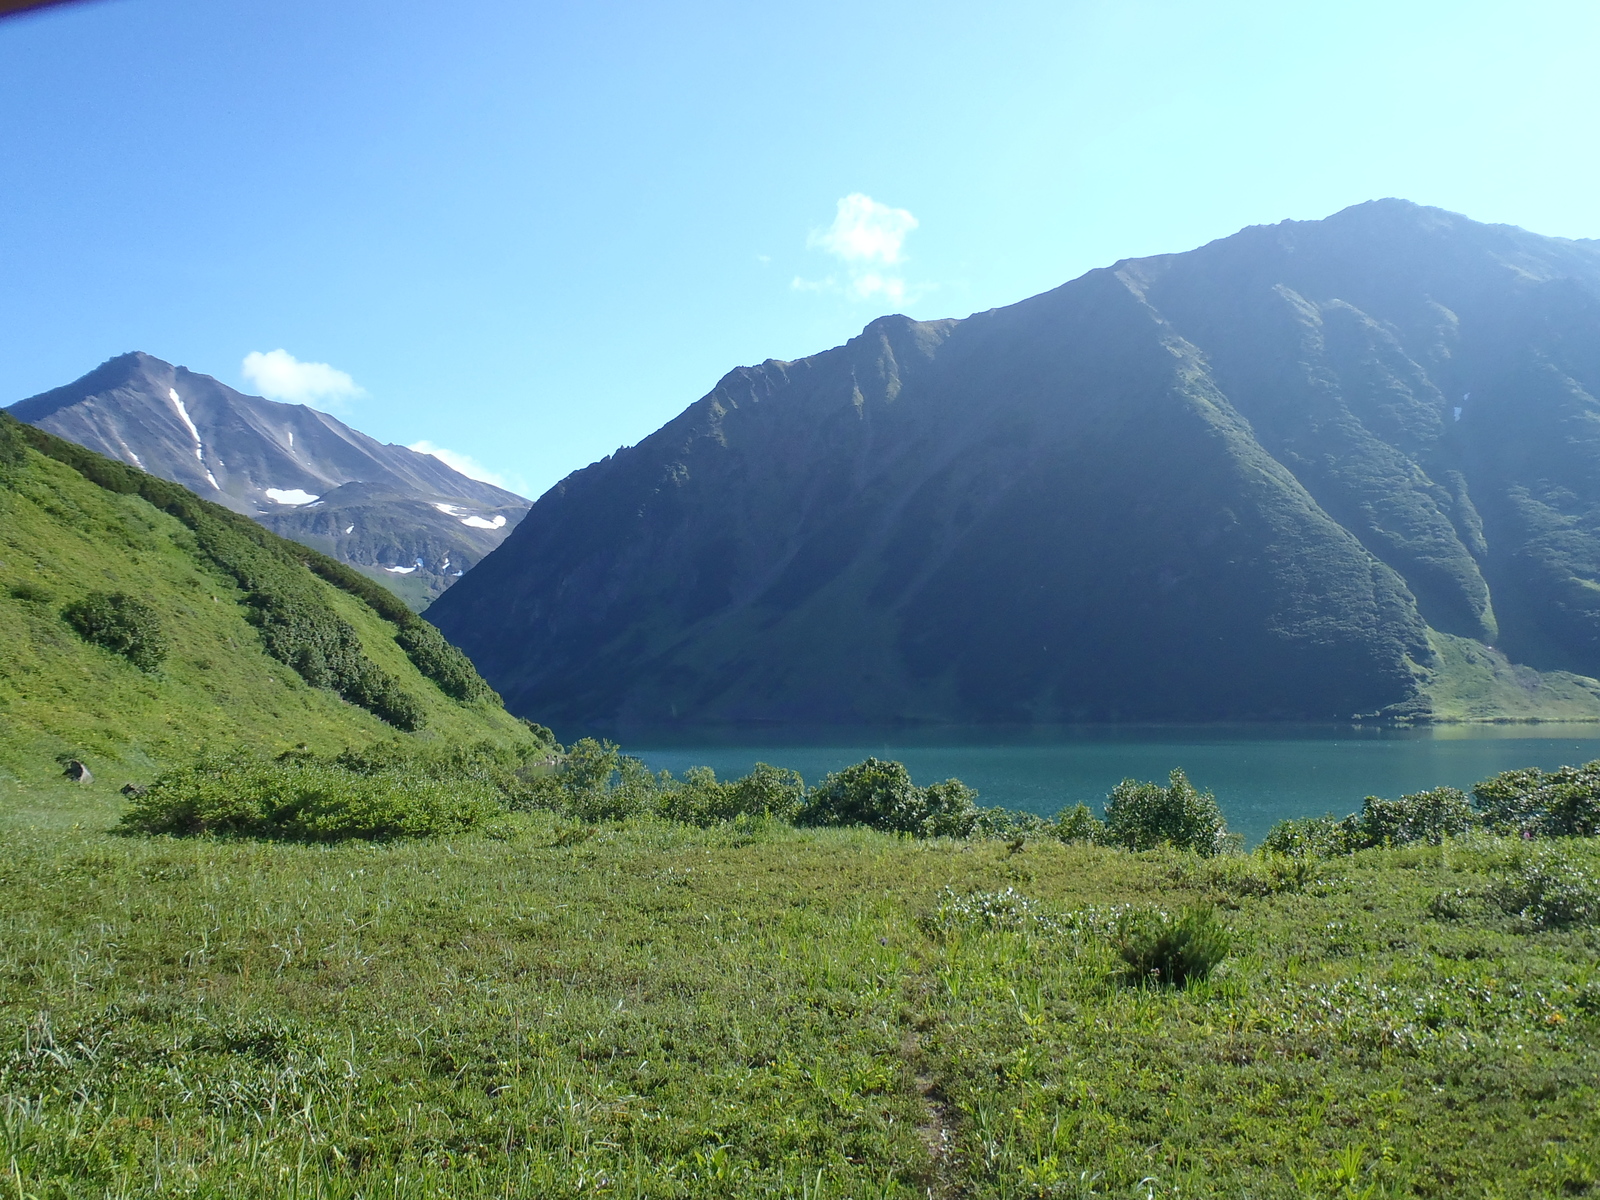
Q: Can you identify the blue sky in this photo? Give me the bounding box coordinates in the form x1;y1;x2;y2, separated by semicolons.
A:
3;0;1597;498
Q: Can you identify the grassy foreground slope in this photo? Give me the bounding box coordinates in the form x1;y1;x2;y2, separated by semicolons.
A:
2;780;1598;1199
0;417;531;789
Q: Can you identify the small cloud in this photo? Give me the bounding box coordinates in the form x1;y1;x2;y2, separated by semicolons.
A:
241;349;365;409
409;440;524;495
809;193;918;265
802;194;926;304
756;253;772;265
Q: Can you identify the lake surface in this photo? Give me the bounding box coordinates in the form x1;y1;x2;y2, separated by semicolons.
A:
625;724;1600;845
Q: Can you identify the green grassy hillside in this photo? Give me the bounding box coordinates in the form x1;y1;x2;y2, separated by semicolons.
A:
0;414;533;790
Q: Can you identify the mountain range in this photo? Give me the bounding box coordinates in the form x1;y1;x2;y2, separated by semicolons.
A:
427;199;1600;727
8;352;528;607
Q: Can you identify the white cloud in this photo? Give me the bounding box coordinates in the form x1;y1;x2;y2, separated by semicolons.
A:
409;440;523;495
241;349;365;409
809;193;918;265
801;194;925;304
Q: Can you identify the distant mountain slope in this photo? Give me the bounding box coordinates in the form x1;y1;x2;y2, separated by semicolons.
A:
0;410;534;786
427;200;1600;726
9;353;528;606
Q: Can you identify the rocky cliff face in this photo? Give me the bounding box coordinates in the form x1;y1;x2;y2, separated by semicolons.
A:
10;353;528;604
427;200;1600;726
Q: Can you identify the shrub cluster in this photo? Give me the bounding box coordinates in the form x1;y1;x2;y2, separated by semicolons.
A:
61;591;169;671
1489;850;1600;929
395;621;498;703
1264;763;1600;859
0;411;27;481
1347;787;1475;849
120;751;502;840
521;738;807;826
797;758;978;837
1474;762;1600;838
1103;769;1230;856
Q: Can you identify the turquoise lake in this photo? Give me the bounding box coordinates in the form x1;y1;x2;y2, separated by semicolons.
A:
626;724;1600;845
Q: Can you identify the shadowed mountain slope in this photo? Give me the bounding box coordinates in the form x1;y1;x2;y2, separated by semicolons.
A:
428;200;1600;727
9;353;528;606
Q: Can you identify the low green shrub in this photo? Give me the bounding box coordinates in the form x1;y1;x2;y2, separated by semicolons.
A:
1491;851;1600;929
542;738;664;822
61;590;168;671
120;753;501;840
1475;762;1600;838
0;410;27;480
9;580;53;603
969;806;1050;840
1353;787;1475;848
1260;814;1351;858
395;620;498;703
796;758;977;837
333;736;556;809
1103;769;1229;856
657;763;806;826
1051;803;1106;845
1473;767;1550;836
1113;906;1231;986
1188;852;1313;898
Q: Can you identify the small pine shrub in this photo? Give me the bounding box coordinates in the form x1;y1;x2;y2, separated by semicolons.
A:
61;591;168;671
1103;769;1228;856
797;758;977;838
1052;803;1106;845
120;753;500;840
9;580;53;603
1491;851;1600;929
1113;906;1231;986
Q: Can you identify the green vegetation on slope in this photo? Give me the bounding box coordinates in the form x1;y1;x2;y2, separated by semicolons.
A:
1421;630;1600;722
1;775;1597;1197
0;413;528;787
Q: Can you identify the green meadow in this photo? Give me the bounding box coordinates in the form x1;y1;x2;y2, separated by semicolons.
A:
3;772;1597;1199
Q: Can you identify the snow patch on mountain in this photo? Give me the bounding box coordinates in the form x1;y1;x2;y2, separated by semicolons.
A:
264;488;320;506
168;388;221;491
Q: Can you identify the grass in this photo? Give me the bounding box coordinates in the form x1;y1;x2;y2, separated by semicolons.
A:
0;447;529;790
1421;632;1600;723
2;778;1597;1198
